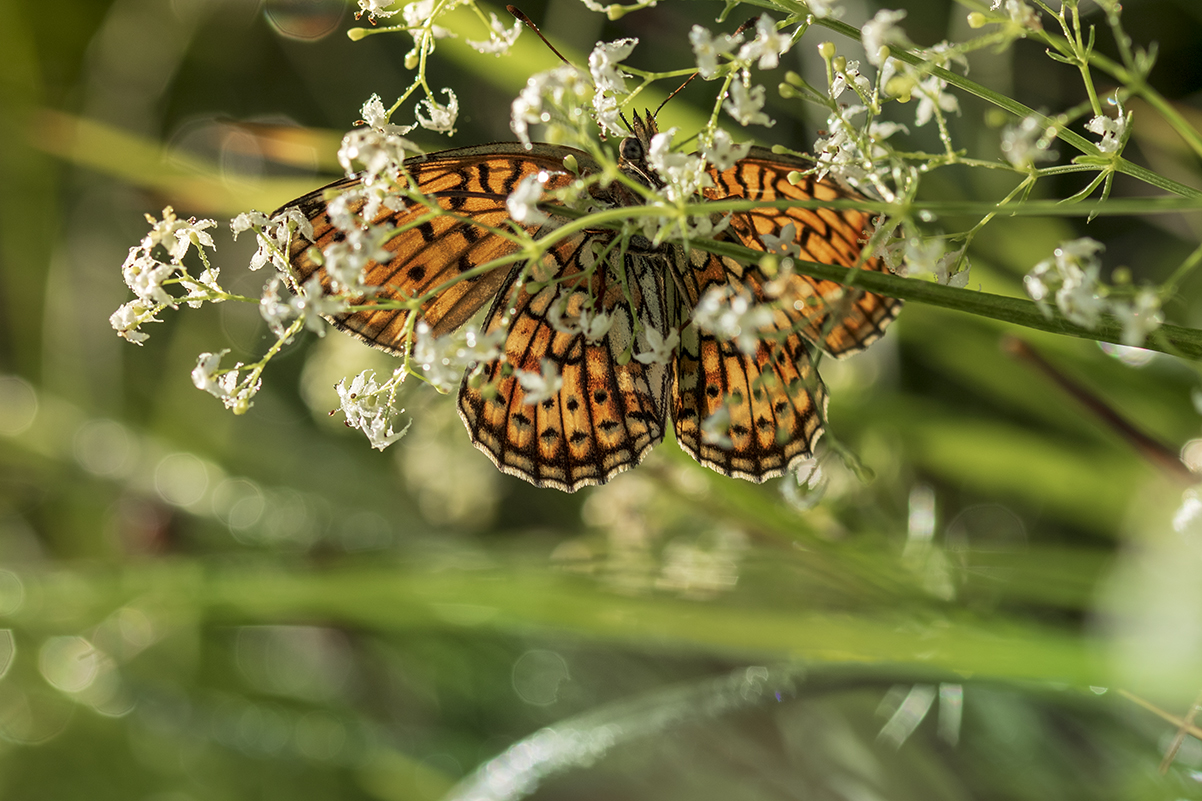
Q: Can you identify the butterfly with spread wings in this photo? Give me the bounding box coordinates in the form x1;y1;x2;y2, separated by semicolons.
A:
275;111;900;492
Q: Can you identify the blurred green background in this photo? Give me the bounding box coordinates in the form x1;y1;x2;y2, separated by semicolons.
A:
3;0;1202;798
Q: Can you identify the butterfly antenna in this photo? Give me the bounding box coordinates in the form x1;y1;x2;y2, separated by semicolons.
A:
654;73;699;118
507;6;574;67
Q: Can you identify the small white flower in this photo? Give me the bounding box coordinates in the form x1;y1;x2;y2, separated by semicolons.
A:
589;38;638;137
1111;288;1163;347
723;81;773;127
806;0;843;19
230;210;271;239
167;217;217;262
516;360;563;405
416;88;459;135
359;93;415;136
336;369;409;450
192;350;232;397
831;59;871;100
547;296;613;342
507;172;549;225
862;8;909;66
412;321;507;392
1025;237;1107;328
700;129;751;171
997;0;1041;29
179;266;224;308
121;250;175;306
467;12;522;56
357;0;400;21
260;274;295;338
634;327;680;365
1085;96;1129;154
913;74;959;127
1001;115;1058;168
109;300;156;344
761;222;801;259
737;15;791;71
701;406;732;448
401;0;452;42
689;25;740;80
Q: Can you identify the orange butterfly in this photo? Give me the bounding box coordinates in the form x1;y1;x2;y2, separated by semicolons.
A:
276;112;900;491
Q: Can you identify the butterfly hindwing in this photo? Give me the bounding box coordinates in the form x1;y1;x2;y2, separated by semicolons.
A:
672;251;827;482
458;239;672;492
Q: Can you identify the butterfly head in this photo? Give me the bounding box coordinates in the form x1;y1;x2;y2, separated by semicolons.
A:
617;109;661;189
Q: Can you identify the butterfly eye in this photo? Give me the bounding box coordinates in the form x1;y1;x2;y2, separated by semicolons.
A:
619;137;644;161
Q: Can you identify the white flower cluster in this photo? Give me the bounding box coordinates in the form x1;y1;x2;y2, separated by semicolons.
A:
812;105;906;191
260;274;349;340
589;38;638;138
231;207;313;273
511;62;595;149
466;11;522;56
689;16;791;129
110;207;221;344
336;370;411;450
412;322;507;392
692;285;775;356
547;296;613;342
1024;238;1163;346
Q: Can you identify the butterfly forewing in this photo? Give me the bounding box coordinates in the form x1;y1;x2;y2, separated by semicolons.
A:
282;145;592;352
706;149;901;358
458;241;671;492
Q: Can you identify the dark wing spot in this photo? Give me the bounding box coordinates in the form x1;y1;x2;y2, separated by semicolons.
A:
593;389;609;404
598;420;619;433
566;398;579;412
540;428;559;442
730;424;750;436
569;431;589;444
407;264;427;282
706;386;721;398
541;398;556;410
756;416;773;431
512;411;533;428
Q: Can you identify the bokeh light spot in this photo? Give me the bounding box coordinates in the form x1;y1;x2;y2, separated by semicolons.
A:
0;376;38;437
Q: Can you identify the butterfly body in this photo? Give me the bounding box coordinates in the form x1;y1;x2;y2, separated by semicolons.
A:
278;116;899;491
